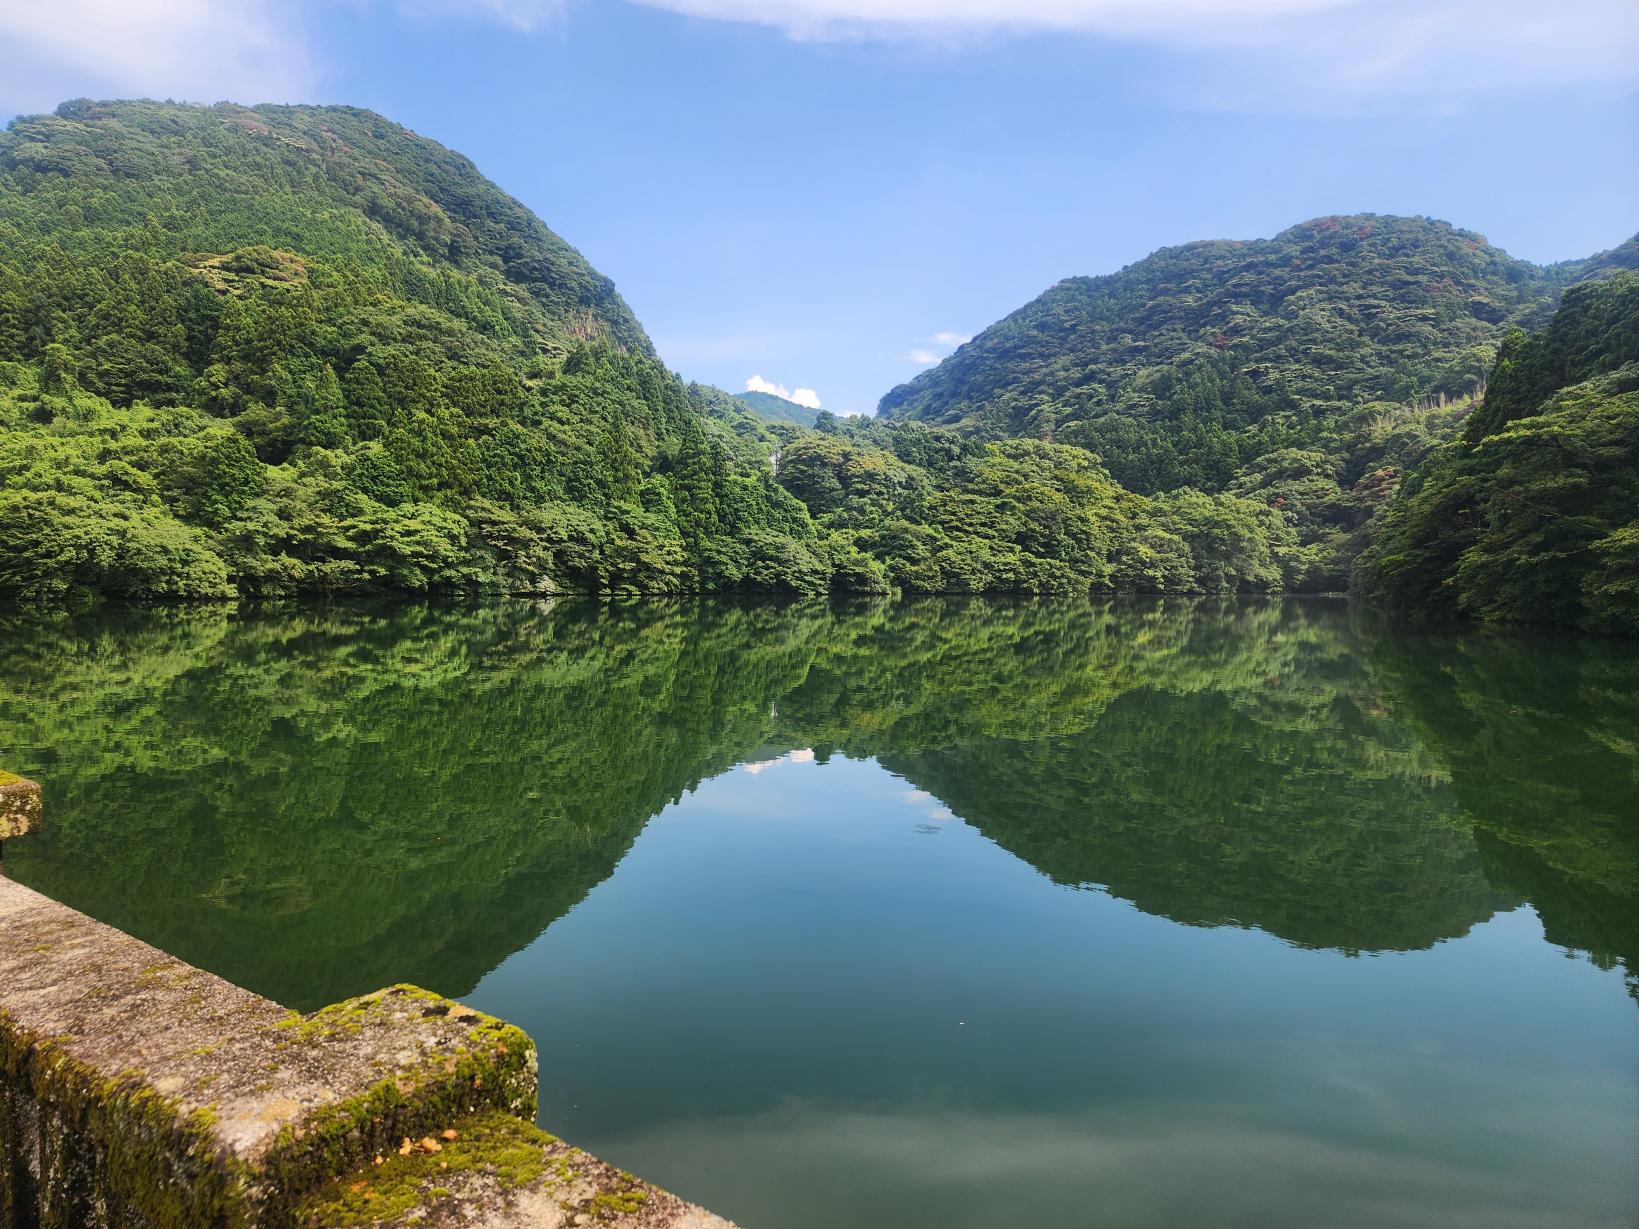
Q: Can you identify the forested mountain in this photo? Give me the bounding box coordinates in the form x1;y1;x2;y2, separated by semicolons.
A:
1355;271;1639;635
880;215;1568;456
735;388;822;427
877;215;1638;597
0;99;820;600
0;98;1359;603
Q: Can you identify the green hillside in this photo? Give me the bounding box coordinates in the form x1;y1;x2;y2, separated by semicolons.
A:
0;104;1631;623
0;99;822;600
877;215;1637;591
0;101;1379;604
735;388;822;427
878;215;1570;466
1355;270;1639;635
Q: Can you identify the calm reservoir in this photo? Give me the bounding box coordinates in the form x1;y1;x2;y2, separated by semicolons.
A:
3;597;1635;1228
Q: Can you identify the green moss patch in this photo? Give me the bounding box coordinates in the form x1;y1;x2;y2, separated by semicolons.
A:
292;1111;551;1228
259;986;537;1223
0;1006;254;1229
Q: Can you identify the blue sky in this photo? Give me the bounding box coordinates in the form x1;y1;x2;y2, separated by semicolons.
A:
3;1;1636;415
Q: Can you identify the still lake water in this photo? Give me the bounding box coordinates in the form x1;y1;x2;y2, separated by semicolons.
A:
2;596;1635;1228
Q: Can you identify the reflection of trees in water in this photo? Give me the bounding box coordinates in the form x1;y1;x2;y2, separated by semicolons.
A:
1367;629;1639;999
1;597;1632;1009
883;684;1507;955
3;600;834;1008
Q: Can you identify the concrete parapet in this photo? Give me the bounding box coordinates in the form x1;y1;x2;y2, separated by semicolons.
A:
0;873;736;1228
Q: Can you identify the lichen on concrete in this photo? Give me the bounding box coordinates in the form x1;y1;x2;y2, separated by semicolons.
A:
0;775;40;842
297;1111;738;1229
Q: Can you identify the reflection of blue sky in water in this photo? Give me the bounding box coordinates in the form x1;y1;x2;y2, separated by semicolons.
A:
473;757;1639;1229
606;1097;1629;1229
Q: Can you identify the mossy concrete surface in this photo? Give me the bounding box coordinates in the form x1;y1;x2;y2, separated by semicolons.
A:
0;775;40;842
0;876;540;1227
296;1110;738;1228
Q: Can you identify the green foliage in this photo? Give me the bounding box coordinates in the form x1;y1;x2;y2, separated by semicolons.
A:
1465;272;1639;441
0;101;848;600
767;420;1303;594
877;216;1637;590
1357;273;1639;634
881;215;1567;448
1137;488;1292;593
8;98;1299;603
3;105;1629;612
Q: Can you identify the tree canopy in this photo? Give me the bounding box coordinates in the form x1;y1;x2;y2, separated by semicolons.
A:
1355;272;1639;635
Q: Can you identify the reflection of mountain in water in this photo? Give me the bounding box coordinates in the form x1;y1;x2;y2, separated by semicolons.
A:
883;684;1507;954
4;602;830;1008
2;597;1633;1009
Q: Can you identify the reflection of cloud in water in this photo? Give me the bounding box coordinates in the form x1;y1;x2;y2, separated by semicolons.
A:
742;748;816;776
607;1101;1622;1229
902;789;953;824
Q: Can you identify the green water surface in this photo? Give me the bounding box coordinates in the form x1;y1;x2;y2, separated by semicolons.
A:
2;597;1635;1227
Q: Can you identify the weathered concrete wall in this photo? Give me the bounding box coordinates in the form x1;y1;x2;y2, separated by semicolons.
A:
0;776;40;843
0;825;736;1228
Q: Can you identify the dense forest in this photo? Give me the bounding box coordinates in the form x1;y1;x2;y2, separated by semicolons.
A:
735;388;822;427
0;100;823;600
879;214;1571;446
0;100;1633;632
879;217;1639;618
1355;271;1639;633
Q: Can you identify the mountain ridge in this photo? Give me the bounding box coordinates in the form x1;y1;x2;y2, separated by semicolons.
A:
877;214;1635;475
0;97;826;601
0;101;1631;629
4;98;652;355
734;387;823;427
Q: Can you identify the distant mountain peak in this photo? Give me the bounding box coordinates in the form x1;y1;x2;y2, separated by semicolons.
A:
877;213;1574;496
734;387;823;427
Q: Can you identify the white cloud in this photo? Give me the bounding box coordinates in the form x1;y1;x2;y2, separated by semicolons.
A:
0;0;568;118
394;0;566;31
631;0;1346;39
747;374;823;409
907;330;969;365
8;0;1623;126
629;0;1639;107
0;0;315;115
